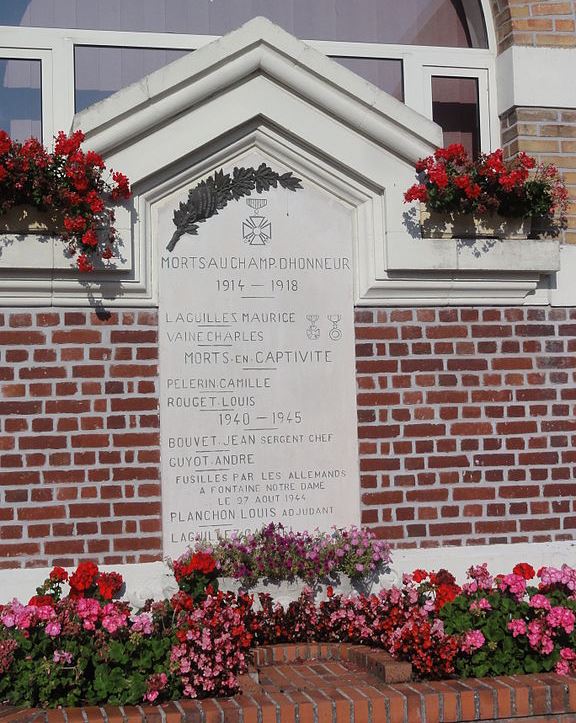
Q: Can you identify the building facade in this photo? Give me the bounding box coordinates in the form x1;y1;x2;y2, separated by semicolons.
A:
1;0;576;595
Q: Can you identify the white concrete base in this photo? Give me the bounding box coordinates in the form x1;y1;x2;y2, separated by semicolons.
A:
1;561;179;610
382;539;576;588
497;46;576;116
549;244;576;307
2;539;575;607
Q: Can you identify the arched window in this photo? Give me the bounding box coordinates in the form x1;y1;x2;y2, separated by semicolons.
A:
3;0;488;48
0;0;493;154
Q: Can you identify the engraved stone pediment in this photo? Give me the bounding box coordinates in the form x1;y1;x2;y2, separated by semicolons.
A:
154;147;363;551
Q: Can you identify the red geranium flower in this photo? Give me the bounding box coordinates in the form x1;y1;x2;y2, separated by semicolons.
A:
404;183;428;203
64;215;87;233
28;594;55;607
69;561;99;593
111;171;131;200
188;552;217;575
54;129;84;156
0;129;131;272
49;566;68;582
412;569;428;583
81;229;99;247
77;254;94;272
404;145;568;227
0;130;11;155
513;562;535;580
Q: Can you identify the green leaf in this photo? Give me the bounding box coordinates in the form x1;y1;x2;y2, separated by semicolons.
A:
524;656;540;674
167;163;303;251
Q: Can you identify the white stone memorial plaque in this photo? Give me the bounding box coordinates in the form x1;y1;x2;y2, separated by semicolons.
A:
156;157;360;557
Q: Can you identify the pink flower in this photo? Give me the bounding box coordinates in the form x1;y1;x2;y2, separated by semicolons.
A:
529;594;551;610
76;597;100;630
539;564;576;592
45;621;61;637
507;619;527;637
34;605;54;622
461;630;485;653
463;564;493;593
144;672;168;703
546;606;575;634
131;612;153;635
53;650;73;664
101;603;128;634
498;573;527;600
1;601;35;630
526;619;554;654
470;598;491;613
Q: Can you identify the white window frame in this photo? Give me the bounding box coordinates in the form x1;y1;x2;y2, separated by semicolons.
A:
0;45;54;142
421;65;496;152
0;23;498;149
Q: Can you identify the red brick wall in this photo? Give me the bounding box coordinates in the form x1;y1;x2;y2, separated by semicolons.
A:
2;305;576;569
0;309;161;569
356;306;576;549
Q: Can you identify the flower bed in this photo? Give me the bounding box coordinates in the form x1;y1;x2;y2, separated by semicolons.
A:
240;562;576;680
2;545;576;708
0;562;252;707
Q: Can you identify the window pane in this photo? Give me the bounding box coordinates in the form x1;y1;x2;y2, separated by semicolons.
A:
4;0;488;48
332;58;403;101
432;76;480;158
74;46;189;112
0;58;42;141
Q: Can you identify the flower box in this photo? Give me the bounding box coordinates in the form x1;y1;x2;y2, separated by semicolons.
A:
0;129;131;272
0;204;64;234
420;208;531;240
0;229;131;272
404;145;567;241
218;577;355;606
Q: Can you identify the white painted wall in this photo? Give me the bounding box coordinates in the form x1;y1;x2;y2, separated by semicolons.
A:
2;539;575;607
550;244;576;307
497;46;576;116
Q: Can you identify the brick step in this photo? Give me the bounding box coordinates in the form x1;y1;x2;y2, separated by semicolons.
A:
248;642;412;684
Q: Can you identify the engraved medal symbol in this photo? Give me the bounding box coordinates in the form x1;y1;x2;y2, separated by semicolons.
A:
242;198;271;245
306;314;320;340
327;314;342;341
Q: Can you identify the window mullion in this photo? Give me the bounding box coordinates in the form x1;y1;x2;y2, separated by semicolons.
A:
51;36;75;136
402;55;426;116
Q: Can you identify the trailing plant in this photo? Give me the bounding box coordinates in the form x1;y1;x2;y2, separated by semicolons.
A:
404;143;568;226
166;163;302;251
176;523;392;587
0;129;131;271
